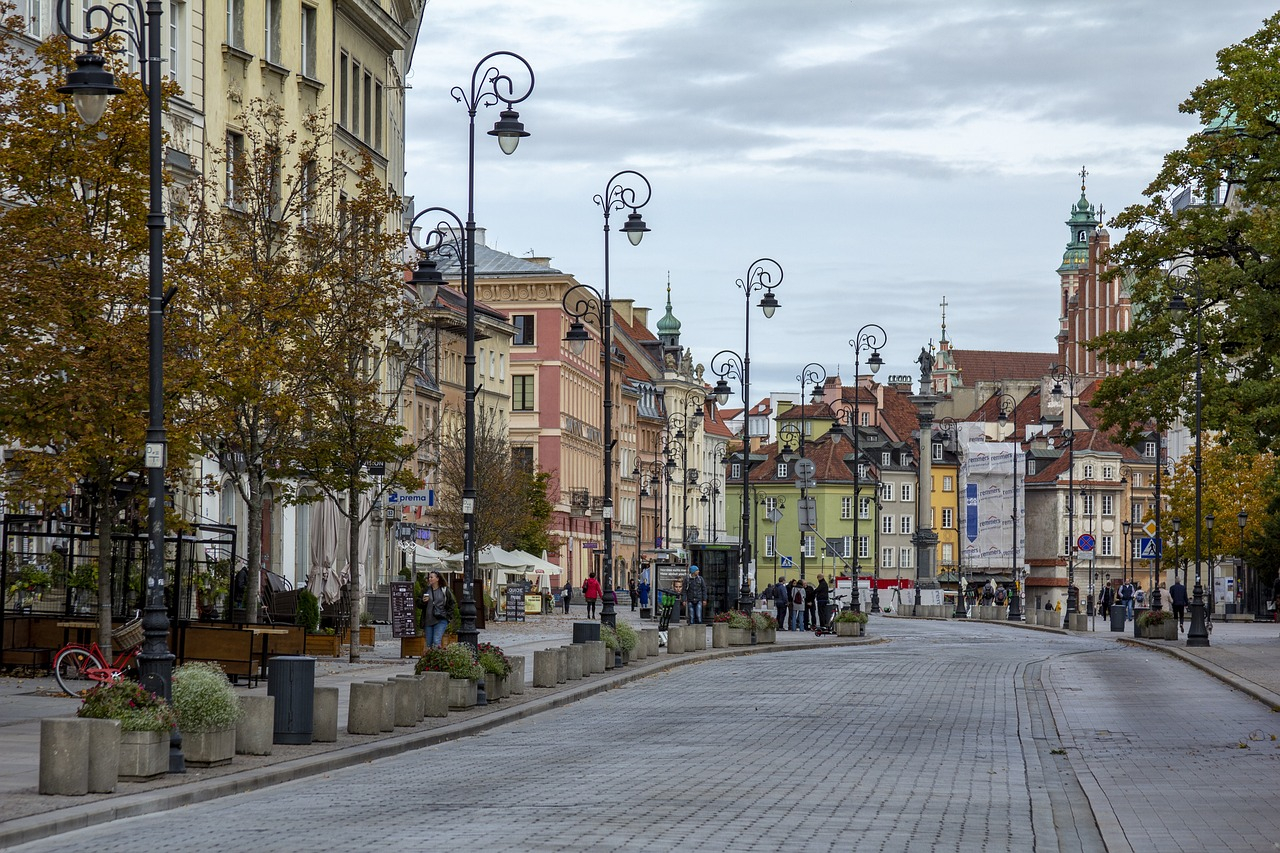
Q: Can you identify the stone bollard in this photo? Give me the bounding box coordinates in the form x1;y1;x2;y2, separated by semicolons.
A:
313;687;339;742
668;625;685;654
564;644;584;681
575;644;591;678
236;695;276;755
370;680;396;732
391;678;417;727
347;682;384;736
398;674;426;720
86;718;120;794
39;718;89;796
644;628;660;657
421;671;450;717
582;640;602;674
692;625;707;650
509;656;526;694
555;647;569;684
712;623;729;648
532;650;558;688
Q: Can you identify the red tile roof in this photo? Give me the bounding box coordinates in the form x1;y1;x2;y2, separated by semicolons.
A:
951;350;1058;384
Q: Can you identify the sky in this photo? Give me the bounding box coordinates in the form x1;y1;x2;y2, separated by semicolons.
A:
403;1;1274;397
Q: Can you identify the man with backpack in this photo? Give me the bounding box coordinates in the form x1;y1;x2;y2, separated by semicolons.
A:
773;578;789;629
684;565;707;625
1119;579;1135;621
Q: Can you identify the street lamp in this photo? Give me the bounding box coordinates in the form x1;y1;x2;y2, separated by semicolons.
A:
56;0;181;772
699;477;722;544
1050;364;1078;628
1121;520;1132;596
1205;512;1215;623
1168;270;1211;647
447;52;534;652
936;417;965;620
634;460;666;551
996;392;1023;622
847;324;886;613
1238;509;1251;619
562;170;651;630
710;258;784;612
792;363;826;583
1171;516;1182;583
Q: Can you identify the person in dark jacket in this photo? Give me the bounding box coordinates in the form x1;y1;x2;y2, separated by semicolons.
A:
804;582;817;630
774;578;789;628
684;566;707;624
1169;577;1189;631
628;578;639;611
815;576;831;629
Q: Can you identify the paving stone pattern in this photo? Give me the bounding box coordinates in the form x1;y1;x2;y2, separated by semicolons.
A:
9;620;1278;852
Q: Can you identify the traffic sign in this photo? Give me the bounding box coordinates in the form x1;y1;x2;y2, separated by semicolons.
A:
780;556;794;568
1138;537;1162;559
1077;533;1095;552
1142;519;1157;538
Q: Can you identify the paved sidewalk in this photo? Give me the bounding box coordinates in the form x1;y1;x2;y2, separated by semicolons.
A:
0;608;847;847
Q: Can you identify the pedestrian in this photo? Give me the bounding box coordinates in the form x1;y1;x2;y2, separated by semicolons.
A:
790;581;805;631
418;571;453;648
1099;582;1115;615
685;565;707;625
638;577;650;612
1272;574;1280;621
815;575;831;630
628;578;639;612
1119;578;1135;621
561;583;573;615
1134;582;1146;609
774;577;789;628
1169;576;1189;631
583;572;601;619
804;582;817;630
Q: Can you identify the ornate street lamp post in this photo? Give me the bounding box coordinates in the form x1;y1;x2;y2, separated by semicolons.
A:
794;363;827;582
996;392;1023;621
710;259;784;613
847;325;886;612
1050;364;1078;628
699;477;722;544
55;0;182;772
563;171;651;629
936;418;965;620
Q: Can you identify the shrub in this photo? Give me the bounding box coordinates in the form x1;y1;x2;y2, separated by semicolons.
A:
359;611;374;626
172;661;241;732
833;609;869;624
476;642;513;677
614;621;639;652
77;680;176;732
601;625;619;650
296;588;321;633
751;612;778;631
1138;608;1172;627
415;643;483;680
713;610;753;629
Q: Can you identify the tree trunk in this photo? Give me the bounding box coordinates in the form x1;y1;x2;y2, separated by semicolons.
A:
95;476;115;661
347;483;361;662
244;473;263;625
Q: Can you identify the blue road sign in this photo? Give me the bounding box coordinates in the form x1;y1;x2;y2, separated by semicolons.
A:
1138;537;1162;559
1077;533;1095;552
780;556;794;568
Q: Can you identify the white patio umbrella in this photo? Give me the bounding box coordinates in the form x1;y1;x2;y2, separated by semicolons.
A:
305;498;343;605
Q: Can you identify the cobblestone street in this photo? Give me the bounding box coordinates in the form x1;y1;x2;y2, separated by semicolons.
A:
9;618;1279;852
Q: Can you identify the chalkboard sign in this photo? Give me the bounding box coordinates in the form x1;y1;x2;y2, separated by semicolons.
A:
504;583;526;623
390;581;417;638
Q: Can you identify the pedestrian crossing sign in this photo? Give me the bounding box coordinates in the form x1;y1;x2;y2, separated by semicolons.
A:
1138;537;1161;559
780;556;794;568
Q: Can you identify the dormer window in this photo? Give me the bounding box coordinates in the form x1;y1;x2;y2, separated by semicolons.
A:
932;443;943;461
777;462;788;478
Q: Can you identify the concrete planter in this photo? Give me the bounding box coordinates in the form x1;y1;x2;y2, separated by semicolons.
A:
1141;618;1177;640
118;730;168;782
448;677;477;709
835;621;864;637
758;628;777;644
726;627;751;646
182;727;235;768
484;672;504;701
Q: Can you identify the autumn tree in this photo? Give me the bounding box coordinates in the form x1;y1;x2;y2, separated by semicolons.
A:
0;23;197;655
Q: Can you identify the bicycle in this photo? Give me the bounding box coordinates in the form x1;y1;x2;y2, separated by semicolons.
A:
814;594;850;636
53;617;144;696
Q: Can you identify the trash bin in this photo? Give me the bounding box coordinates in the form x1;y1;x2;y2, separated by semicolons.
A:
267;656;315;745
1132;607;1148;638
1110;605;1126;632
572;622;601;644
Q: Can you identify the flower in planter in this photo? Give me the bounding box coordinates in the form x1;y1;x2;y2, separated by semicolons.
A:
614;622;639;652
1137;609;1172;628
172;661;241;732
713;611;753;629
476;642;513;677
833;610;869;625
415;643;484;680
600;625;620;651
751;612;778;631
77;680;176;732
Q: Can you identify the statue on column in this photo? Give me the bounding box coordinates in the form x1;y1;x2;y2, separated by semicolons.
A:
917;346;933;390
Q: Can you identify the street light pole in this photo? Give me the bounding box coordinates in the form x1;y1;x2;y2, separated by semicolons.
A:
449;52;534;652
795;363;827;583
996;392;1023;621
847;324;887;613
710;259;784;613
1238;509;1250;619
1051;365;1078;628
563;171;650;630
56;0;183;772
936;418;965;620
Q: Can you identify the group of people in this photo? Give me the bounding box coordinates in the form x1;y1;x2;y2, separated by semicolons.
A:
1097;577;1191;631
560;572;655;617
769;576;831;632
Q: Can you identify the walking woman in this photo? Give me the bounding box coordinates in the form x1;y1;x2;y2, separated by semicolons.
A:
419;571;453;648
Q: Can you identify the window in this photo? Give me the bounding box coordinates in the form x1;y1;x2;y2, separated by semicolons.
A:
940;542;954;565
1100;535;1114;557
730;463;741;479
764;535;775;558
20;0;43;37
226;0;245;49
881;451;890;465
225;131;245;204
1102;465;1114;480
374;82;384;151
168;1;186;84
513;315;535;345
264;0;282;63
857;463;869;480
858;536;870;559
900;483;913;502
900;547;913;568
362;71;372;140
802;535;815;558
900;515;913;535
841;536;852;558
512;446;533;472
1101;494;1114;516
512;375;534;411
881;515;893;535
339;53;349;127
1131;502;1143;523
860;411;869;426
1083;464;1094;479
941;507;953;529
300;159;316;227
351;60;362;133
300;5;317;78
1143;441;1157;459
879;483;893;501
776;462;788;479
881;547;895;568
1082;492;1095;515
942;475;953;492
840;496;852;520
859;496;872;519
932;442;943;461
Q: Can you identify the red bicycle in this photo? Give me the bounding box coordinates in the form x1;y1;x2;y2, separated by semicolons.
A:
53;618;144;696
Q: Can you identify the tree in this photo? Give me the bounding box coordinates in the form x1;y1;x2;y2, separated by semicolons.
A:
0;24;197;655
1092;12;1280;454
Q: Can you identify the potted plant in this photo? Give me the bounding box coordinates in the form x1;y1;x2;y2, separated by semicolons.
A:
77;681;176;781
67;559;99;615
752;611;778;643
172;661;241;767
833;609;869;637
193;559;230;621
615;622;639;663
600;625;620;668
358;611;376;646
477;642;513;699
1137;607;1175;640
715;610;753;645
7;562;52;611
416;643;483;708
297;589;338;656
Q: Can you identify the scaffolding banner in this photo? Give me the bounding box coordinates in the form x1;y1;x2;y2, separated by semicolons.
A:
962;441;1024;572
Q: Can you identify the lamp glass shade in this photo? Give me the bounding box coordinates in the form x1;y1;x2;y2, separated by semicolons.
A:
58;54;123;126
867;350;884;374
488;109;529;155
74;92;110;126
758;290;779;319
565;322;590;355
1238;510;1248;528
622;212;649;246
1205;513;1215;531
1168;292;1189;319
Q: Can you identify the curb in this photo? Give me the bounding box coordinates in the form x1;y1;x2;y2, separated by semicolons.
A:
1117;637;1280;711
0;635;878;848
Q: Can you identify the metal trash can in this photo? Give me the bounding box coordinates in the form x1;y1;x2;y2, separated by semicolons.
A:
267;656;315;745
572;621;601;644
1110;605;1126;632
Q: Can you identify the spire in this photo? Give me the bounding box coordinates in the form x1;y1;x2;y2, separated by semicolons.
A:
656;271;681;346
1058;167;1099;273
939;295;949;345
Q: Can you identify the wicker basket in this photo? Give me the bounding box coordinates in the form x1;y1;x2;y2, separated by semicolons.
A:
111;618;145;649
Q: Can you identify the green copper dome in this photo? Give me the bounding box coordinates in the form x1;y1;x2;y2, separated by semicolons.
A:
657;281;681;336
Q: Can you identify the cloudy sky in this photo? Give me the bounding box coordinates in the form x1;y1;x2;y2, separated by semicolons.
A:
403;1;1272;395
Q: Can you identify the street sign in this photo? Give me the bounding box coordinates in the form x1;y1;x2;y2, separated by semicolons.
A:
1077;533;1095;552
1138;537;1161;559
794;458;816;478
1143;519;1157;538
387;489;434;507
780;556;794;568
797;497;817;530
766;508;783;524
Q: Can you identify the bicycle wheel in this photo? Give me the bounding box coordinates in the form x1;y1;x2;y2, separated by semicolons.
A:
53;647;104;696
